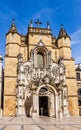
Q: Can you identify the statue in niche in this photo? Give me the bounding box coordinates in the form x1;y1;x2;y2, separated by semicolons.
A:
51;61;59;83
58;57;65;75
63;86;67;99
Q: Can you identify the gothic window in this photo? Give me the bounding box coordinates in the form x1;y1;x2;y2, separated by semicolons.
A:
37;52;44;68
32;44;51;68
78;99;81;106
78;89;81;96
78;89;81;106
76;73;80;80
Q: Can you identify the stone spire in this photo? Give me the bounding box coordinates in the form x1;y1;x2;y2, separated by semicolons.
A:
58;24;70;39
7;19;18;34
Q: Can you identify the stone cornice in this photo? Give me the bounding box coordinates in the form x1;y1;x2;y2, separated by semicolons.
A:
66;77;76;79
29;44;57;48
4;94;16;96
5;55;17;58
58;46;71;49
28;26;51;30
5;76;17;78
28;32;52;36
68;95;78;97
28;27;52;36
6;42;27;47
6;42;20;46
64;57;75;61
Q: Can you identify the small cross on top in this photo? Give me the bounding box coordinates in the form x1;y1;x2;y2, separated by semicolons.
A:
35;19;42;28
12;19;15;24
60;24;64;28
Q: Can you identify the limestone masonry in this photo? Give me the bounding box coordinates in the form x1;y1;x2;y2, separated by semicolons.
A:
3;19;79;117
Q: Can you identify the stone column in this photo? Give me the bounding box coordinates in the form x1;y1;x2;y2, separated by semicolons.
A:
16;85;25;116
37;94;39;117
16;53;26;116
32;89;37;118
55;94;58;118
58;90;63;118
63;86;70;117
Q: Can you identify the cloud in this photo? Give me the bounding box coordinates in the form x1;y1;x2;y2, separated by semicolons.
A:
29;6;60;29
0;1;18;23
75;56;81;63
71;29;81;45
31;6;60;22
32;8;54;20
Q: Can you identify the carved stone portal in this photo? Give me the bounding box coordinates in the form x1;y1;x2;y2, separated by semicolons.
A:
16;41;69;118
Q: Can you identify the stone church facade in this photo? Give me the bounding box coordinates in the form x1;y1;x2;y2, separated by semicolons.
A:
4;20;79;118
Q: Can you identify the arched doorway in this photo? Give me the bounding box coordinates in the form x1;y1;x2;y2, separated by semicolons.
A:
39;96;48;116
36;85;58;117
39;87;49;116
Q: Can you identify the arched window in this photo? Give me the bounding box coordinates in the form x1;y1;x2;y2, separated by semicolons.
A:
78;89;81;106
78;89;81;96
39;87;48;93
37;52;44;68
78;100;81;106
76;73;80;80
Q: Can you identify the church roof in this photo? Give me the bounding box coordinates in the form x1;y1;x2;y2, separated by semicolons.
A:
58;25;70;39
6;19;18;35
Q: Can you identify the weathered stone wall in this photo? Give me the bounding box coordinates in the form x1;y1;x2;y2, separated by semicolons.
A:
4;26;79;116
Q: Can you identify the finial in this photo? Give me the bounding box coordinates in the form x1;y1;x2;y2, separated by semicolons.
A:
60;24;64;28
12;19;15;24
6;19;18;35
47;21;50;29
58;24;70;39
30;19;33;27
35;19;42;28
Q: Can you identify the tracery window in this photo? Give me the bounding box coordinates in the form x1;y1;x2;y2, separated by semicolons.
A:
37;52;44;68
76;73;80;80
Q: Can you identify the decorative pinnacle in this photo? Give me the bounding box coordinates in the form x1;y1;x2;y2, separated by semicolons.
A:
6;19;18;35
8;19;17;33
30;19;33;27
47;21;50;29
12;19;15;24
60;24;64;28
58;24;70;39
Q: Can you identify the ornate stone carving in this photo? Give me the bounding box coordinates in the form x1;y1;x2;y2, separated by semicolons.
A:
16;48;69;118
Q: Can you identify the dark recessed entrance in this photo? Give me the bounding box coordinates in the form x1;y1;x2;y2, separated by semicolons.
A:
39;96;48;116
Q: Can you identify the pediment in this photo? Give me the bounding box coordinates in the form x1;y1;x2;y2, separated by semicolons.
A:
37;40;45;46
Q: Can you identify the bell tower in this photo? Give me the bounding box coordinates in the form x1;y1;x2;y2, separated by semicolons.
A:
57;26;79;116
4;20;23;116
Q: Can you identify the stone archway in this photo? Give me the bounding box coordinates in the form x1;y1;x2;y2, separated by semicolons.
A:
35;84;58;118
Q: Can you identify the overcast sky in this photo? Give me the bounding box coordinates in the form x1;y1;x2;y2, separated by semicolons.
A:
0;0;81;64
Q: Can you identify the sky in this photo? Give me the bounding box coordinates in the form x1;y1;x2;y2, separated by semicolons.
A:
0;0;81;64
